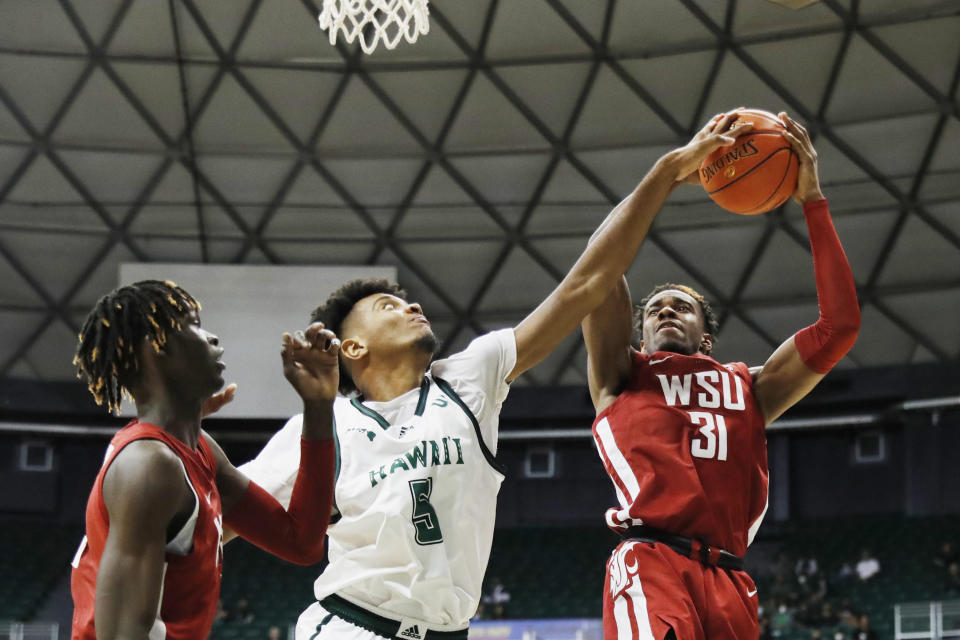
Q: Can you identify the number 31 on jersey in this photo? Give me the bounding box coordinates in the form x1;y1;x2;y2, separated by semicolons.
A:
688;411;728;461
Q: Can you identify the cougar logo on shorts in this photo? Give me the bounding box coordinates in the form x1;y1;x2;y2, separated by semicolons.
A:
608;541;641;599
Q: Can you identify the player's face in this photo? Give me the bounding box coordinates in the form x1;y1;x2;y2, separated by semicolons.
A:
158;309;226;397
640;290;709;356
346;293;437;357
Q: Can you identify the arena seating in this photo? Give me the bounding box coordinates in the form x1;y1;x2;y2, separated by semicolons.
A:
0;524;81;622
1;516;957;638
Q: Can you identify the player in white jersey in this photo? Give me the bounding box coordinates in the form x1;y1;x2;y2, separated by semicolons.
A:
231;112;757;640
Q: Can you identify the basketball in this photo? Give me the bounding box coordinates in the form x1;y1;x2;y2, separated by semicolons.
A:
699;109;799;215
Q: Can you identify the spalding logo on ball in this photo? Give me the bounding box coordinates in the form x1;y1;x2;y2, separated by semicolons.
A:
699;109;799;216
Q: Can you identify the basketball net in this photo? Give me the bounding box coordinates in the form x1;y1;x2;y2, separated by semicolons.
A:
318;0;430;54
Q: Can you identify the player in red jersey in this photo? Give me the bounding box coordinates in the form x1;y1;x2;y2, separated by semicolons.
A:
70;280;339;640
582;113;861;639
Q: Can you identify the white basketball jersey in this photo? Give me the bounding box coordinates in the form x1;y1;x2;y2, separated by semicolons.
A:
240;330;515;631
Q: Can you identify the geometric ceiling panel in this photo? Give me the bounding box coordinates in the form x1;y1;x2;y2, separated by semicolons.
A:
709;315;773;370
741;229;818;301
108;0;176;55
403;238;505;309
539;159;610;204
479;245;558;313
445;74;550;151
54;69;165;148
928;118;960;173
485;0;590;58
0;2;86;52
876;215;960;289
109;63;217;140
833;113;938;180
368;69;472;138
70;0;127;44
621;50;718;130
396;206;505;240
743;33;845;114
56;150;165;202
702;54;792;122
826;210;900;285
21;318;86;380
660;220;768;299
176;1;250;59
7;156;91;204
826;35;937;121
873;17;960;96
609;0;713;51
0;56;87;134
732;0;839;37
317;76;424;153
884;289;960;357
194;75;292;151
497;63;594;137
2;0;959;385
846;303;916;368
197;155;296;203
237;0;330;61
571;66;679;147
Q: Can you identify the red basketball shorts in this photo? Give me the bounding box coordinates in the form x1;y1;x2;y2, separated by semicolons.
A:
602;539;759;640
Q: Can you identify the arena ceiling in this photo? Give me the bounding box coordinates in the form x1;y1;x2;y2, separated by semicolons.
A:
1;0;959;391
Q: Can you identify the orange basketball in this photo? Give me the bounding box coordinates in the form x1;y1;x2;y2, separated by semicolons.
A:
699;109;799;215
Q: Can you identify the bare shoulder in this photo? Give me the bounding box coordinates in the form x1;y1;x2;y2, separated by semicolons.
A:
102;440;190;516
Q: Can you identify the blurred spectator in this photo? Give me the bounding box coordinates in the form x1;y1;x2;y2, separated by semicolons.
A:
770;573;796;604
855;550;880;581
267;626;282;640
945;562;960;596
853;614;877;640
214;599;228;623
471;601;488;621
832;632;848;640
935;542;959;573
810;630;823;639
758;614;772;640
229;597;255;624
771;601;793;634
835;561;855;585
796;556;819;578
481;577;511;619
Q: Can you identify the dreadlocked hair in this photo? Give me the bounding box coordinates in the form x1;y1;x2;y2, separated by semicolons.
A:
636;283;719;346
310;278;407;395
74;280;201;415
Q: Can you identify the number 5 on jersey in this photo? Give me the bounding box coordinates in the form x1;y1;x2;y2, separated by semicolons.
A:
409;478;444;545
689;411;728;461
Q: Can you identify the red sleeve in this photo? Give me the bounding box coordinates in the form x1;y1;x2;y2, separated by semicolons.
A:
224;439;335;565
792;199;861;373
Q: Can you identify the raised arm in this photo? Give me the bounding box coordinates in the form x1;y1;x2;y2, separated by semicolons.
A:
509;112;754;381
752;114;860;424
583;277;635;413
95;442;194;640
210;323;339;564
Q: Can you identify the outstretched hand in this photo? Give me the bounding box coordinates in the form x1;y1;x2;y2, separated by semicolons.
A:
778;112;825;204
674;109;756;184
281;323;340;406
202;383;237;418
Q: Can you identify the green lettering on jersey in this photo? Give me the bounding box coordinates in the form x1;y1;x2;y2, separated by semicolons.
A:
390;457;410;474
432;396;449;408
430;440;442;466
452;437;464;464
442;437;451;465
405;441;427;469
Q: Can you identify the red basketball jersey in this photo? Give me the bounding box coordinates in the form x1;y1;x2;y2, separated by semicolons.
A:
71;421;223;640
592;350;768;557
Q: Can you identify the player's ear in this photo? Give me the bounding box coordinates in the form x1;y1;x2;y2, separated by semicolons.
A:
339;337;366;362
699;333;713;356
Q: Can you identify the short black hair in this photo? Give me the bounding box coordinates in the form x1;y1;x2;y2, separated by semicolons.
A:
310;278;407;395
74;280;200;414
635;283;719;347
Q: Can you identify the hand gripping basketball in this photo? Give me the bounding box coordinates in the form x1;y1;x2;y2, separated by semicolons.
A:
699;108;800;215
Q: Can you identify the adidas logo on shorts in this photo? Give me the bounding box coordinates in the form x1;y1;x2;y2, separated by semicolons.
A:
399;624;423;640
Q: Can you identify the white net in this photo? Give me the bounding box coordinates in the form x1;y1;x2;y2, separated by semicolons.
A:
318;0;430;54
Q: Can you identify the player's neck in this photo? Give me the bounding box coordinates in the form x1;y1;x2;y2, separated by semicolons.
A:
356;350;431;403
134;390;204;449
